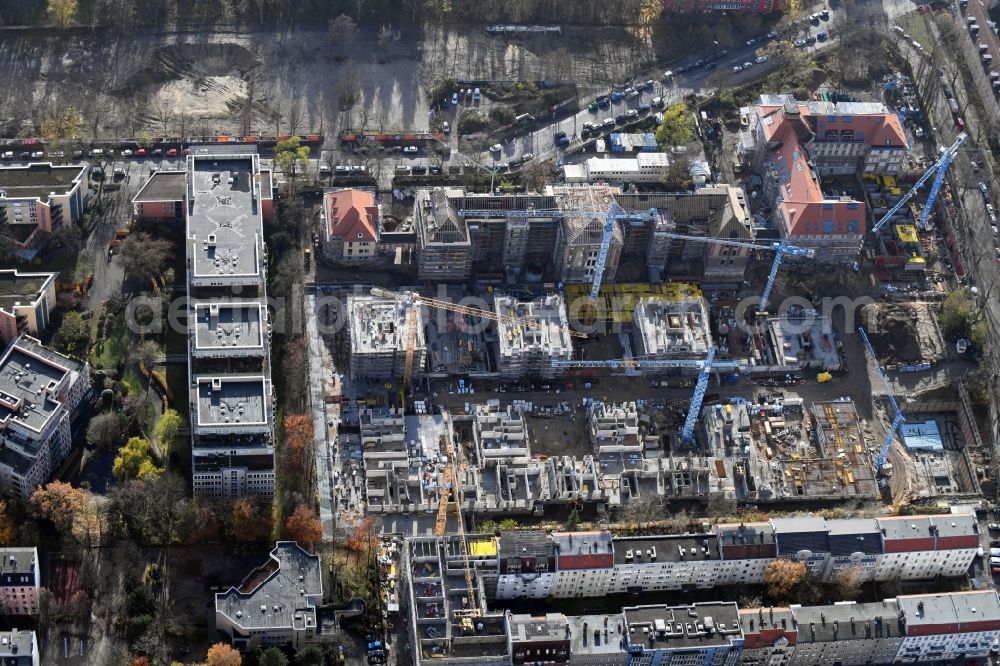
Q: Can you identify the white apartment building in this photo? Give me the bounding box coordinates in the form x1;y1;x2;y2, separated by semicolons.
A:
563;153;672;184
215;542;322;651
185;150;275;500
0;336;89;500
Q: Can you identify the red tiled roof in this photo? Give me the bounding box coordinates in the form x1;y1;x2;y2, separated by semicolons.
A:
756;103;875;238
326;189;378;242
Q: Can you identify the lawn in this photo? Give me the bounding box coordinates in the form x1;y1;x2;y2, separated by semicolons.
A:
91;310;129;371
901;12;935;52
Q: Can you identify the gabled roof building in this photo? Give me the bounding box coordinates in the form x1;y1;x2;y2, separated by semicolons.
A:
321;188;380;261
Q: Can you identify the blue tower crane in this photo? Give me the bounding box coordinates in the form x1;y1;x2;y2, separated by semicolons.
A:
654;231;815;313
858;326;906;473
553;347;748;445
458;205;660;299
871;133;967;234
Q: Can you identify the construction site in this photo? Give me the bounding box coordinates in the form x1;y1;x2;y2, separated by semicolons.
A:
860;301;948;366
702;396;879;505
348;294;428;381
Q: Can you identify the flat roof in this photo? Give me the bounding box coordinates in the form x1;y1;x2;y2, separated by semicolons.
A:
930;512;977;539
876;515;934;541
552;530;614;557
568;614;626;656
0;270;54;315
193;300;265;351
133;170;186;202
897;591;1000;627
194;375;268;427
509;613;568;643
216;542;322;632
624;602;742;650
498;531;551;560
0;629;34;658
186;155;263;279
900;419;944;453
0;337;78;434
615;534;719;565
0;163;85;202
793;599;903;643
0;547;35;578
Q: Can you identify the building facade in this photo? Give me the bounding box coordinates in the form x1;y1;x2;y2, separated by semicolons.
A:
0;548;38;616
0;271;56;345
0;336;89;500
0;163;87;260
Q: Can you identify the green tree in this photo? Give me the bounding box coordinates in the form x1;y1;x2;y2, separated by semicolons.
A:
295;644;324;666
154;409;183;461
56;311;89;357
113;437;163;482
259;647;289;666
939;287;972;340
47;0;77;28
498;518;518;531
564;508;580;531
655;103;695;147
274;137;311;192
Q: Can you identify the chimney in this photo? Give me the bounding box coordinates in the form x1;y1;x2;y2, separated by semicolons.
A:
782;103;815;144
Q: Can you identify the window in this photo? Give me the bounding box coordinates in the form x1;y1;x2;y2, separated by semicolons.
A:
823;203;833;210
847;202;859;210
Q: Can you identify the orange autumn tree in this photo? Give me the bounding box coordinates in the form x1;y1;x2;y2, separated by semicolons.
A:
285;504;323;549
0;501;14;545
230;497;272;542
29;481;87;531
283;414;314;470
207;642;242;666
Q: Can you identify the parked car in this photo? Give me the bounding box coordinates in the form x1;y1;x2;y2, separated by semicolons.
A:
625;90;640;100
451;92;459;105
166;148;178;157
151;148;162;157
490;143;502;153
817;31;829;40
756;55;769;63
746;38;756;46
121;149;133;157
611;92;624;102
980;181;990;194
520;152;534;162
615;113;627;124
638;103;651;113
651;96;664;107
442;121;450;134
731;65;743;73
18;151;29;160
473;87;481;101
411;165;427;175
403;146;418;153
135;148;147;157
625;109;639;119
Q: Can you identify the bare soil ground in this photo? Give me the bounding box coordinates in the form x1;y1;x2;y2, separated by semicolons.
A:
861;302;946;364
0;24;656;140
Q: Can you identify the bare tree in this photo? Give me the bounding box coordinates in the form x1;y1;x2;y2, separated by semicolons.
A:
378;23;401;46
352;0;369;23
270;107;284;137
287;101;304;136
